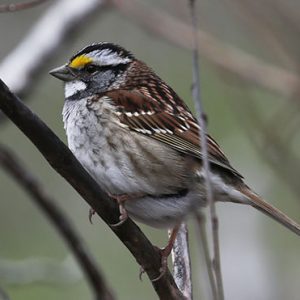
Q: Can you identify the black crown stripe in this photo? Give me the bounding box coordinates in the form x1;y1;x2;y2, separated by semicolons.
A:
70;42;134;62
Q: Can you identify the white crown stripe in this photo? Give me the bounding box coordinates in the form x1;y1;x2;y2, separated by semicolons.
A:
86;49;132;66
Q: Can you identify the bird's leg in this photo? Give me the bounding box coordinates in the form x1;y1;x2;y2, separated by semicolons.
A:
89;192;144;224
109;192;145;227
89;194;129;224
110;193;129;227
152;223;181;282
89;193;145;227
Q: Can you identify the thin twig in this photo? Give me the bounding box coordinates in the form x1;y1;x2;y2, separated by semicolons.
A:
112;0;300;98
195;212;218;299
0;79;184;300
0;145;115;300
0;0;49;12
170;223;193;299
188;0;224;299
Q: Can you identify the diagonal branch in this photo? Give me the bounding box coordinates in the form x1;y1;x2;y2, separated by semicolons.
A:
0;79;184;300
0;144;115;300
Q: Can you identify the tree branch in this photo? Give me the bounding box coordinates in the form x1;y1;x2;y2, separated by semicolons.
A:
188;0;224;299
0;79;184;300
195;212;218;299
0;0;49;13
0;144;114;300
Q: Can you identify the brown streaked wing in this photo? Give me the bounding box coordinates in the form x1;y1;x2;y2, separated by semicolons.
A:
105;90;242;178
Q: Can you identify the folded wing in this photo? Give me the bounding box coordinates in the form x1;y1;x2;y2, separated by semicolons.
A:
106;89;242;178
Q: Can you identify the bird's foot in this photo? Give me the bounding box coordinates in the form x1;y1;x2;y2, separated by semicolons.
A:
151;224;181;282
89;208;96;224
109;192;144;227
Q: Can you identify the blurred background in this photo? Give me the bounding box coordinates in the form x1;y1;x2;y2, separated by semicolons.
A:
0;0;299;299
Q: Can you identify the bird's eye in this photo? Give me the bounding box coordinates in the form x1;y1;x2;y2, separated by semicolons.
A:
85;64;97;74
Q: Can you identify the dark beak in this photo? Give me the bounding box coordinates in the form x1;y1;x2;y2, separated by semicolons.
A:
49;65;75;82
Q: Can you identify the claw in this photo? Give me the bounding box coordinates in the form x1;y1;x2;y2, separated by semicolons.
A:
108;192;144;227
110;199;128;227
110;209;128;227
151;255;168;282
89;208;95;224
151;248;169;282
139;266;145;281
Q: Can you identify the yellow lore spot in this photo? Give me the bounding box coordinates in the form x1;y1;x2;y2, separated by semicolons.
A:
69;55;92;69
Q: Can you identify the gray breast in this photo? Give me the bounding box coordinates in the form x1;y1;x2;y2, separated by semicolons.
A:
62;97;205;227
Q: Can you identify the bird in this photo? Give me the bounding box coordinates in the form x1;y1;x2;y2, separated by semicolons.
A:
50;42;300;274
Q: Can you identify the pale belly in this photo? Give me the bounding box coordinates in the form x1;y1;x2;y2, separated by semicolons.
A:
63;99;206;227
68;127;204;227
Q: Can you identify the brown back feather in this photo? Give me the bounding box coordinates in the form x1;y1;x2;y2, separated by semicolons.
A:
105;88;242;178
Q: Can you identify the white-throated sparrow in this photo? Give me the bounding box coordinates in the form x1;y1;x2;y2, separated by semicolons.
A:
50;42;299;263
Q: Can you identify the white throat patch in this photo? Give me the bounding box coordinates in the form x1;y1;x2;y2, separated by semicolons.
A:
65;80;87;98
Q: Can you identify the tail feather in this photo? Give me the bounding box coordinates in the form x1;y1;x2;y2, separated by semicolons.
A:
239;186;300;236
